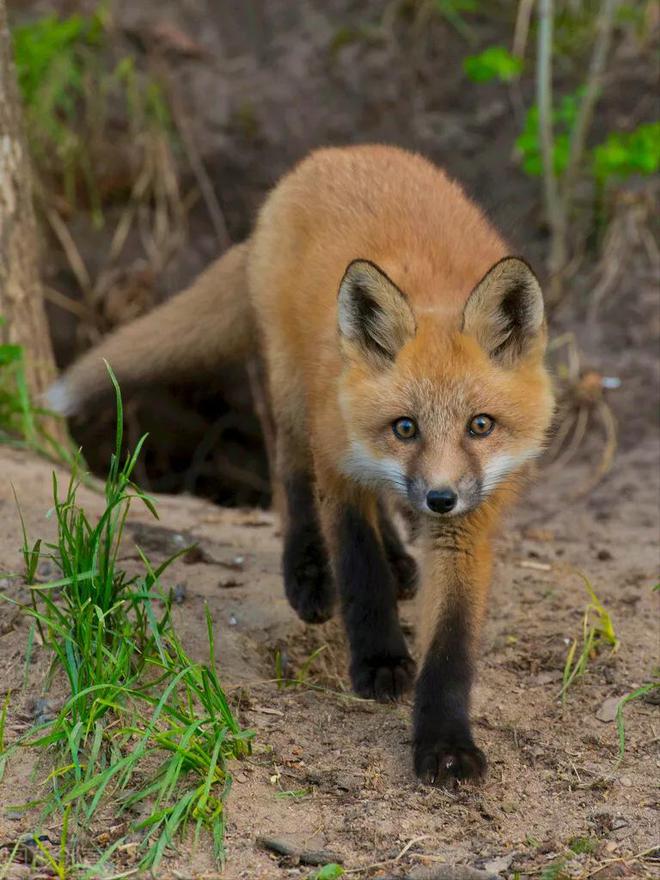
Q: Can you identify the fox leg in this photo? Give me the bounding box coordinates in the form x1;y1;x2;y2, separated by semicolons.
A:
281;469;335;623
378;502;418;600
413;518;493;784
319;485;416;700
274;418;335;623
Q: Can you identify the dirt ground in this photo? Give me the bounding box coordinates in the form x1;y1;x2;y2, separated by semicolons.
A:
1;431;658;878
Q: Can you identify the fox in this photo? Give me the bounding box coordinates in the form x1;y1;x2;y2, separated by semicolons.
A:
47;145;555;784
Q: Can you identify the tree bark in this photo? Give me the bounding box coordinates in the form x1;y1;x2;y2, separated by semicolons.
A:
0;0;68;447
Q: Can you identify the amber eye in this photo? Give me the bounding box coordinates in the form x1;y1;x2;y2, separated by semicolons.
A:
392;417;418;441
468;414;495;437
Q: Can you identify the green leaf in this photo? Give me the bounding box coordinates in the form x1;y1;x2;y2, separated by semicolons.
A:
463;45;523;83
515;91;583;178
310;865;345;880
0;345;23;366
593;122;660;183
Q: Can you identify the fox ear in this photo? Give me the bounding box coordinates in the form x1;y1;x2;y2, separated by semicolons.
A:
462;257;545;364
338;260;416;364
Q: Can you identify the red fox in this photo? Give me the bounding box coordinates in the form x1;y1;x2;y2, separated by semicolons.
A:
47;145;555;783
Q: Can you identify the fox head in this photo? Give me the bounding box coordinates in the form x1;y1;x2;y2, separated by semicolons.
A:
337;257;555;517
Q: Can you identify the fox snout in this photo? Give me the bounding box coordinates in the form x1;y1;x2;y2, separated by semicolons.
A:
406;473;482;517
425;488;458;513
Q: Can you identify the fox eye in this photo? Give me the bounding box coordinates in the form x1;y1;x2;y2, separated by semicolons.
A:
468;414;495;437
392;417;418;441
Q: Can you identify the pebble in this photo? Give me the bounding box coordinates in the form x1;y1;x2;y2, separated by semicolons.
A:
596;696;620;723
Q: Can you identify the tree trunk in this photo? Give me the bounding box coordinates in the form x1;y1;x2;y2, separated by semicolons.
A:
0;0;68;447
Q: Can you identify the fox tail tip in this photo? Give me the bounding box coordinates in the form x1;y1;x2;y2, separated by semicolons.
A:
44;378;77;417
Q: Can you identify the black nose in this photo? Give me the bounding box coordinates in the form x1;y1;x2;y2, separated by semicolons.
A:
426;488;458;513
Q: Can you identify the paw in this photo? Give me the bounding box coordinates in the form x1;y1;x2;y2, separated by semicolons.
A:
413;737;487;786
289;580;335;624
283;536;335;624
351;654;416;701
390;552;419;600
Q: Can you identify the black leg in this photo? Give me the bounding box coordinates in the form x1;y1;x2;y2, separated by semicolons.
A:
413;601;486;784
379;504;418;600
334;503;416;700
282;474;335;623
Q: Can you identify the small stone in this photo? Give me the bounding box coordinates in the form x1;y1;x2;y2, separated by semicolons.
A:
619;776;632;787
596;696;620;723
597;549;613;561
483;853;514;874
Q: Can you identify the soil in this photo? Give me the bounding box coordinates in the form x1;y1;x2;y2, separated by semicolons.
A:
1;432;658;878
2;1;659;877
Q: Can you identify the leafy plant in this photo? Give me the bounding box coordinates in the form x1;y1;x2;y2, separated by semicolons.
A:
12;11;173;221
12;13;103;110
309;865;345;880
1;367;252;872
463;45;523;83
593;122;660;184
0;321;72;462
515;92;583;177
0;322;36;447
560;573;618;701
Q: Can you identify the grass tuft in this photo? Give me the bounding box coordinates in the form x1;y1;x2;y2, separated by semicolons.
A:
560;572;618;702
1;366;252;872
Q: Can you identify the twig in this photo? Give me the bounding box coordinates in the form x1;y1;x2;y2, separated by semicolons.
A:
40;204;92;294
562;0;621;204
512;0;535;58
255;835;343;866
536;0;567;298
159;65;231;250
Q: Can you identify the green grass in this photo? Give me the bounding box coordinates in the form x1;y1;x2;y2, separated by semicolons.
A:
0;322;74;463
0;366;252;874
615;678;660;759
274;644;328;690
560;573;618;702
568;835;598;855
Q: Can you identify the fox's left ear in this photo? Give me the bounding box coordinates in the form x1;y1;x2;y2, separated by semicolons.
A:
338;260;416;365
462;257;545;364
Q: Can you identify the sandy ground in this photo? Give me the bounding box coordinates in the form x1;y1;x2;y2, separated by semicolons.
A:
0;435;658;879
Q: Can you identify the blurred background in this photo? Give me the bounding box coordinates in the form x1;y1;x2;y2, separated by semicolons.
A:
5;0;659;507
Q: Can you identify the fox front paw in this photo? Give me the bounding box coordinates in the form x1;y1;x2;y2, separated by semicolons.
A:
351;654;416;701
413;736;487;785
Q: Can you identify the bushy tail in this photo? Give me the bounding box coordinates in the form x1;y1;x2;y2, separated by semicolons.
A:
46;242;253;416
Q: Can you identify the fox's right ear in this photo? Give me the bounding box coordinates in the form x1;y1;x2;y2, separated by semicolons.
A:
338;260;416;364
462;256;545;365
